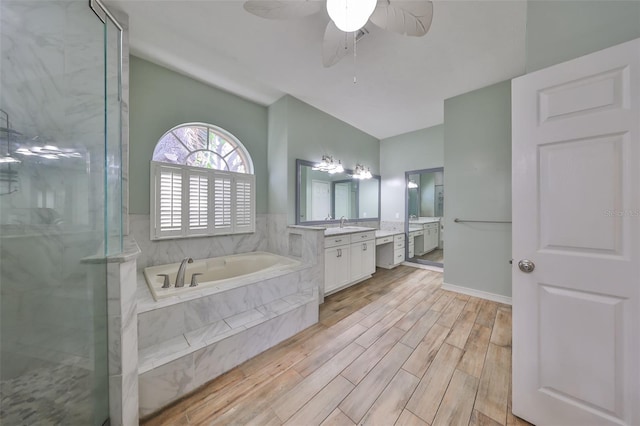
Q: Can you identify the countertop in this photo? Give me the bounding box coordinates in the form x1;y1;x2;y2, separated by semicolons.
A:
375;229;403;238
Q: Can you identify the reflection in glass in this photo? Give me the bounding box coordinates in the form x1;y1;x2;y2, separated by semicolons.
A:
406;168;444;267
296;159;380;224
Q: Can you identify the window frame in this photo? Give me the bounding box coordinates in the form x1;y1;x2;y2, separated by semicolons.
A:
149;123;256;241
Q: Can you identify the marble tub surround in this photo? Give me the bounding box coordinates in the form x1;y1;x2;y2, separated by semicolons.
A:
105;237;140;426
138;297;317;417
143;251;302;301
136;270;319;417
267;213;325;300
138;287;317;374
137;267;316;350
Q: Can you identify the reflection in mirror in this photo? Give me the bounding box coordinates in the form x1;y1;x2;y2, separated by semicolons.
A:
296;159;380;225
405;167;444;267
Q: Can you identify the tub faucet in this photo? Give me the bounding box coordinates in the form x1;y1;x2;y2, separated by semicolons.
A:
175;257;193;288
340;216;347;228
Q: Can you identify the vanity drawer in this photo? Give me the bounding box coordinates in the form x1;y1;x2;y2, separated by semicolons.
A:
376;236;393;245
426;223;439;230
393;251;405;264
395;239;405;250
394;234;405;242
325;236;349;248
411;230;424;237
351;231;375;242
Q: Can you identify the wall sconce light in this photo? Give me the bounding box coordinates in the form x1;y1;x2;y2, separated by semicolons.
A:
353;164;372;180
312;155;344;174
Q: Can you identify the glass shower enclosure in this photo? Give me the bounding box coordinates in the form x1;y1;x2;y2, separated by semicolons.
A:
0;1;123;424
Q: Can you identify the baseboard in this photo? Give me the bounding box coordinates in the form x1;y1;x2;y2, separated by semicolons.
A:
402;262;443;273
441;282;512;305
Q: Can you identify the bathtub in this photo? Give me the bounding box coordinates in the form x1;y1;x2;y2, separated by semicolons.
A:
143;251;302;301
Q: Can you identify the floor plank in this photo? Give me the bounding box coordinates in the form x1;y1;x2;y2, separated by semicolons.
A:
406;343;464;424
458;323;492;378
402;323;450;378
395;409;429;426
274;342;365;422
285;375;354;426
474;343;511;425
320;408;356;426
339;342;413;423
432;369;479;426
142;266;517;426
342;326;405;385
360;369;420;426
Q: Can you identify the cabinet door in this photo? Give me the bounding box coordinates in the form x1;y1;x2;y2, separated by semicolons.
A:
363;241;376;275
325;246;350;293
350;243;364;281
325;247;340;292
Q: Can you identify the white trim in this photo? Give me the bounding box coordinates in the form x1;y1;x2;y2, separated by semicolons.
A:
441;282;512;305
402;262;443;273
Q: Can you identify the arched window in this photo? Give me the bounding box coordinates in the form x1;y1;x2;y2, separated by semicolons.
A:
150;123;255;240
152;123;254;173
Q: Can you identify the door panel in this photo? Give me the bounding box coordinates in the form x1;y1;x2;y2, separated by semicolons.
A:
512;38;639;426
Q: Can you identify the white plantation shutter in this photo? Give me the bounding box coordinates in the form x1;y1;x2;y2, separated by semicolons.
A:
151;162;255;240
234;174;255;233
213;174;233;234
152;163;184;238
187;171;209;235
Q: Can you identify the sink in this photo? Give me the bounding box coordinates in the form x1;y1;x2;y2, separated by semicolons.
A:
324;226;375;236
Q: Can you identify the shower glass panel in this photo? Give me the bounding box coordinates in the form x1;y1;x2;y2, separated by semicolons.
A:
0;1;122;424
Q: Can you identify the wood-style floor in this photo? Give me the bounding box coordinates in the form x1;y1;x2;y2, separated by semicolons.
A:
142;266;532;426
417;249;444;263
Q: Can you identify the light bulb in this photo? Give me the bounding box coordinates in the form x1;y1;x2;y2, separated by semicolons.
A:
327;0;376;32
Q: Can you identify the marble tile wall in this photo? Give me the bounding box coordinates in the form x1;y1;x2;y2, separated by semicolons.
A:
105;237;139;426
138;268;311;350
130;214;269;270
381;220;407;233
0;2;131;424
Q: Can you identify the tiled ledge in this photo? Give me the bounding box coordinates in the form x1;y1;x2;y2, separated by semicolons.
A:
138;289;316;374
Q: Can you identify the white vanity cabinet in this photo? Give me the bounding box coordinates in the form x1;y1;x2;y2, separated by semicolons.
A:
324;231;375;295
376;233;405;269
424;222;439;253
350;236;376;282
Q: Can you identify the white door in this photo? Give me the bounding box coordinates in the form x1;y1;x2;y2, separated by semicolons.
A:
512;39;640;425
311;180;330;221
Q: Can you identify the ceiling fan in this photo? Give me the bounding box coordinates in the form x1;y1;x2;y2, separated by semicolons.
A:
243;0;434;67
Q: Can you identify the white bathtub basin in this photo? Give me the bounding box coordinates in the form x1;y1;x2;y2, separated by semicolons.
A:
143;251;302;301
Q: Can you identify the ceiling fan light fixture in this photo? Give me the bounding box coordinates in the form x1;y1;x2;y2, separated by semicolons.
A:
327;0;376;32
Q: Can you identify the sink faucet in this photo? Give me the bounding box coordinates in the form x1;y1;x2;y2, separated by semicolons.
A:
410;214;417;221
340;216;347;228
175;257;193;287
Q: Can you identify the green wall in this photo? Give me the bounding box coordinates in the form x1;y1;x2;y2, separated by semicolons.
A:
526;0;640;72
268;95;380;223
129;56;269;214
379;125;444;221
444;80;512;298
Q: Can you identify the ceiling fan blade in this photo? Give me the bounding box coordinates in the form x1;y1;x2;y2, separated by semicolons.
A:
243;0;323;19
369;0;433;37
322;22;369;68
322;21;351;67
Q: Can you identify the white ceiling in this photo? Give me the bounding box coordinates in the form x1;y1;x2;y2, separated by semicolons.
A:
107;0;527;139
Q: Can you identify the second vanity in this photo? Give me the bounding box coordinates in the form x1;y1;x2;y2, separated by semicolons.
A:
324;227;376;295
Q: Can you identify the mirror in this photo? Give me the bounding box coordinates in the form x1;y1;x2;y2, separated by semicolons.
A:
296;159;380;225
405;167;444;267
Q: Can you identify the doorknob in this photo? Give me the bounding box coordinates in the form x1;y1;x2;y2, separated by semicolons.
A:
518;259;535;273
